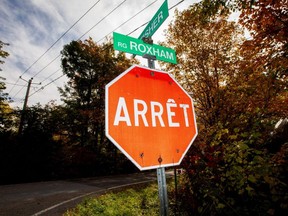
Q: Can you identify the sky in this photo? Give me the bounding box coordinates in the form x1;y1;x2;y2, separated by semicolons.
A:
1;0;201;108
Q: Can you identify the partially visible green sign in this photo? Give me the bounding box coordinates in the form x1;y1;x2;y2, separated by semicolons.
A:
138;0;169;40
113;32;177;64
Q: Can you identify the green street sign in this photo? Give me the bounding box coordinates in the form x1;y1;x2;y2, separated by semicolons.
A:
138;0;169;40
113;32;177;64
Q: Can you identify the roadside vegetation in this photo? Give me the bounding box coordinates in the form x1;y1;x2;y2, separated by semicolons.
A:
64;183;161;216
63;177;191;216
1;0;287;215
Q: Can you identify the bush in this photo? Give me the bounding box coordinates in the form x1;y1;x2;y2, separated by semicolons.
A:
64;184;160;216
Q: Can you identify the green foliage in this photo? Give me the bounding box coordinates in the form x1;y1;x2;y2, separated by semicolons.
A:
64;184;160;216
0;40;12;133
0;40;9;66
177;109;287;215
200;0;256;15
0;103;63;183
58;38;138;177
1;38;139;183
177;114;288;215
163;1;288;215
59;38;135;148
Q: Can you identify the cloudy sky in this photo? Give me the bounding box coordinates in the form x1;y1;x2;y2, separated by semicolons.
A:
1;0;200;108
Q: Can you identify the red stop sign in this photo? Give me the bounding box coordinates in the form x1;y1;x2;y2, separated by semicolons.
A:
105;65;197;170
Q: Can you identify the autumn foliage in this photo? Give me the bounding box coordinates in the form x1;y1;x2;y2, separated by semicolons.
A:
0;0;287;215
163;0;287;215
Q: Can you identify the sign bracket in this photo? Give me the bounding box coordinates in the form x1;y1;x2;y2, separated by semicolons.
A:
142;37;156;69
143;54;156;69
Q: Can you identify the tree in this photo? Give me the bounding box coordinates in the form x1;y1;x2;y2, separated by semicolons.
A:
0;40;9;66
162;4;246;214
59;38;137;176
162;4;244;128
237;1;288;213
0;102;65;183
60;38;134;145
0;40;12;133
163;2;287;215
239;0;288;117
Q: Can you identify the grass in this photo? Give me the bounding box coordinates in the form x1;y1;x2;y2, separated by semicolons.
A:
64;183;161;216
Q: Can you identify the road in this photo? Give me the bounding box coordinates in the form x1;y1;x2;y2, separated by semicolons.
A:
0;172;158;216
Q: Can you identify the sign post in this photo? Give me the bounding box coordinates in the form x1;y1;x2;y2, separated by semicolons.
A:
106;64;198;214
108;1;197;215
157;167;169;215
142;36;169;215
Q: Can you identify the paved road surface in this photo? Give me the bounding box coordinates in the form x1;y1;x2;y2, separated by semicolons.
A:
0;172;158;216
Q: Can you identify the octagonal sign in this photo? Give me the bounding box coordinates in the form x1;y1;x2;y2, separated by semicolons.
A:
105;65;197;170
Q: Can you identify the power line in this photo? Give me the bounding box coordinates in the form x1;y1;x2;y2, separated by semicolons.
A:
27;68;62;98
31;0;128;81
78;0;127;40
31;0;178;87
97;0;159;43
29;74;65;98
12;85;26;100
27;0;130;99
12;98;25;108
27;0;101;77
8;0;101;95
22;0;188;102
28;0;159;99
28;0;101;77
5;82;27;87
169;0;185;10
39;68;62;84
128;0;185;36
32;55;62;78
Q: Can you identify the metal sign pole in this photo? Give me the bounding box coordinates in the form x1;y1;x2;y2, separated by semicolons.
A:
157;167;169;216
143;37;169;216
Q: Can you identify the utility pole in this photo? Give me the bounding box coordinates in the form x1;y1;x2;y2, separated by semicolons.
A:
18;77;40;135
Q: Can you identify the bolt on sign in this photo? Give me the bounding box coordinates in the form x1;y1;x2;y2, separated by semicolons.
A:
105;65;197;170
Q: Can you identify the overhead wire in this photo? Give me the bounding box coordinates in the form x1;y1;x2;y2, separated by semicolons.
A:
96;0;159;43
30;0;161;97
27;0;130;99
78;0;127;40
18;0;187;104
5;82;27;87
13;85;27;102
28;0;187;100
27;0;128;87
29;74;65;97
28;0;157;98
39;68;62;84
10;3;101;103
27;68;62;98
8;0;101;95
12;54;62;100
127;0;185;36
33;55;62;78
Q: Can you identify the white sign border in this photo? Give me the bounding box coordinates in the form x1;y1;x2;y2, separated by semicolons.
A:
105;64;198;171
